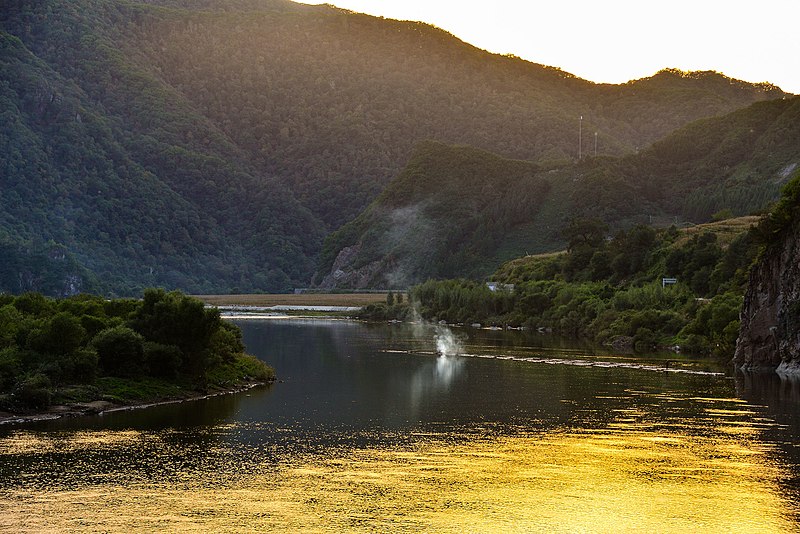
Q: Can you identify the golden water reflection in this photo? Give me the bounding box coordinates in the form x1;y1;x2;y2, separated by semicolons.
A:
1;423;796;532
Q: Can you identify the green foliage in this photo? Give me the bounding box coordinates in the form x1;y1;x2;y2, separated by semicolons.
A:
712;208;734;221
357;302;413;322
0;289;273;412
408;219;759;354
92;326;145;378
28;312;87;356
678;293;742;356
131;288;222;376
14;373;52;410
563;218;608;252
665;233;723;296
752;170;800;248
0;2;787;295
142;342;182;380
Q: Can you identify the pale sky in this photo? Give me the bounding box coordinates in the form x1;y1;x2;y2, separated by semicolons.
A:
301;0;800;93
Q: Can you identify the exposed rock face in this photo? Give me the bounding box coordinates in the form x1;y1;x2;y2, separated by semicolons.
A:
734;220;800;374
316;244;387;290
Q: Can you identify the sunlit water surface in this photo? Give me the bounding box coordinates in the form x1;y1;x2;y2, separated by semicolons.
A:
2;319;799;532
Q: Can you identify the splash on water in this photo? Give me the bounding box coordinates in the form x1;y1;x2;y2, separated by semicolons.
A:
434;325;463;357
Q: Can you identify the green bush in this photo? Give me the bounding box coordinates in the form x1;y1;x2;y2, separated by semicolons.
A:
92;326;146;378
143;342;183;379
0;290;267;412
14;373;52;410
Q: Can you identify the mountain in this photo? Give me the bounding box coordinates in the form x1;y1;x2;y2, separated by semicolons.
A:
125;3;784;226
318;96;800;289
315;141;546;288
1;3;325;295
574;96;800;223
0;0;787;295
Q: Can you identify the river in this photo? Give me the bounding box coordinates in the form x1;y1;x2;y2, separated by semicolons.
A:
1;318;799;532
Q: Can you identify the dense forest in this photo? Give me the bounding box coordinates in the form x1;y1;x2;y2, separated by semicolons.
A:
316;141;549;288
131;2;782;225
0;289;273;413
0;0;787;295
320;97;800;288
360;210;773;355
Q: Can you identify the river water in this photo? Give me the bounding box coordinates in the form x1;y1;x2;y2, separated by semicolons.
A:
1;318;799;532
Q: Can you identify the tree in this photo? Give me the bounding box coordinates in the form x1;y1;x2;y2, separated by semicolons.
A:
131;289;222;376
92;325;145;377
563;218;608;252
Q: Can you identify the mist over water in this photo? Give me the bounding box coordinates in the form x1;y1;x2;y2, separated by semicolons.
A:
408;304;465;358
434;325;463;357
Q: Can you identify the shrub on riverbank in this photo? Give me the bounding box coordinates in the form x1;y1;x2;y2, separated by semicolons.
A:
0;290;273;413
401;221;758;355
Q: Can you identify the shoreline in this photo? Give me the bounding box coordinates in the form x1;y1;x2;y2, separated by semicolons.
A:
0;380;271;427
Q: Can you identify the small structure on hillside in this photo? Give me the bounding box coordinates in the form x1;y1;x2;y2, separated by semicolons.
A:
486;282;515;292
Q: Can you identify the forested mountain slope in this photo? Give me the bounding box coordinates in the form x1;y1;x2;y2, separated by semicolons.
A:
319;97;800;289
126;1;783;225
1;2;325;295
315;141;546;288
573;96;800;222
0;0;787;294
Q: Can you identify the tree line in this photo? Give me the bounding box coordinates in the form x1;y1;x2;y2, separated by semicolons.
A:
360;215;763;355
0;289;273;412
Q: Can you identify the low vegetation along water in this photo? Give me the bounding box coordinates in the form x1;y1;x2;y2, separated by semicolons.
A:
2;319;799;531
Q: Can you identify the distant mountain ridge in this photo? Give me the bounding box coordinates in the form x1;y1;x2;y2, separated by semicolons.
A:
318;96;800;289
0;0;788;295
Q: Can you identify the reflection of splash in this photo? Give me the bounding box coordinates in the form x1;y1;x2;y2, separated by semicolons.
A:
409;356;465;416
405;304;467;413
435;354;464;386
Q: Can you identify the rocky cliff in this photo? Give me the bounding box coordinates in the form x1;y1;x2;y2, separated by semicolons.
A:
734;177;800;374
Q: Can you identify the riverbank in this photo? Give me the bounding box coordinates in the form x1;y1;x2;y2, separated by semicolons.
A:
0;379;272;426
194;293;388;308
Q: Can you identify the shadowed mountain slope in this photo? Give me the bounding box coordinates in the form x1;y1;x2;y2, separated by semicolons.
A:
0;0;787;294
318;97;800;288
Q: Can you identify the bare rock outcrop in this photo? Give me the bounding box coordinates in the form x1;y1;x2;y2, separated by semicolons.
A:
316;244;386;290
734;219;800;374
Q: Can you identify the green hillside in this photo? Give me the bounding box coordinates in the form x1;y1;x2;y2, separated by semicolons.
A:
1;4;325;295
315;141;547;288
573;96;800;223
130;5;783;226
0;0;787;295
319;97;800;289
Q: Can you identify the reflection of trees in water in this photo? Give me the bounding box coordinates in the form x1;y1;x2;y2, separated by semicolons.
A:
735;371;800;411
408;355;466;416
0;388;273;491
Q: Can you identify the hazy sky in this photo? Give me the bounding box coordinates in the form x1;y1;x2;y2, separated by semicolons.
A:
302;0;799;93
